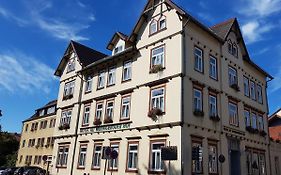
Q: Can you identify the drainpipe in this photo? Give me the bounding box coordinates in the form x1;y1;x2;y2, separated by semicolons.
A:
180;16;190;175
219;44;224;175
70;73;85;175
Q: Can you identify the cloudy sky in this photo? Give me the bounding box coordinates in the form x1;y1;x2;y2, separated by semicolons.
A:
0;0;280;132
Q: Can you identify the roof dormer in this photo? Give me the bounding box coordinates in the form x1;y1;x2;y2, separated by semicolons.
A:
107;32;132;55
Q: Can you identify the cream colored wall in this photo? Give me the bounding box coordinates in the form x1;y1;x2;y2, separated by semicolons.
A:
270;141;281;175
112;39;125;55
17;115;56;168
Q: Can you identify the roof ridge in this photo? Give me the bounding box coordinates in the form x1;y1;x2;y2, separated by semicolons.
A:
71;40;107;56
211;18;236;29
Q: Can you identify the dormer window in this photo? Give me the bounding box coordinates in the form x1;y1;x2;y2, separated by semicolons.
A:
67;58;75;73
228;40;232;54
227;40;238;58
232;43;238;57
113;45;123;55
159;16;166;30
39;110;45;116
150;20;158;35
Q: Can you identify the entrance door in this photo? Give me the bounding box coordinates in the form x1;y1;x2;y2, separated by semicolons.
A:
230;150;241;175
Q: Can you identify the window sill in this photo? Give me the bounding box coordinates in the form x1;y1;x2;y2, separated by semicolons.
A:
148;170;166;174
194;68;204;74
77;166;85;170
91;167;101;170
149;27;167;37
122;78;132;83
84;90;92;94
97;87;105;91
107;84;115;88
125;169;138;173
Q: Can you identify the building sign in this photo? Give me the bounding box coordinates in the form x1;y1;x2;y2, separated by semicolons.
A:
161;146;178;160
80;122;131;134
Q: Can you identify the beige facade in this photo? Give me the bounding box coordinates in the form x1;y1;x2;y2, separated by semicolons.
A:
48;0;273;175
16;100;57;170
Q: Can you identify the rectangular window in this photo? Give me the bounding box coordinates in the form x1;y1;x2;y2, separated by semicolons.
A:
209;94;217;116
121;96;131;120
229;102;238;126
275;156;280;175
122;60;132;81
82;105;90;126
56;145;69;167
246;148;266;175
67;58;75;72
150;141;165;172
108;143;119;170
193;88;202;111
85;76;93;93
228;67;237;86
63;81;75;97
97;71;105;89
105;100;114;120
244;109;251;127
92;144;102;169
194;47;203;72
159;17;166;30
208;144;218;174
107;67;116;86
151;87;165;112
22;140;25;148
95;102;103;120
258;114;264;131
209;56;217;79
60;109;72;126
192;141;203;174
251;113;257;129
151;46;164;67
250;81;256;100
244;76;250;97
257;84;263;103
25;124;28;132
150;20;157;35
78;145;87;168
127;142;139;171
113;45;123;55
47;106;55;114
39;110;45;116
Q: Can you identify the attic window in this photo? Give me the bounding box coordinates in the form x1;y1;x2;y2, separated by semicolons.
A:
232;44;238;57
159;16;166;30
67;58;75;73
113;45;123;55
39;110;45;116
227;40;238;58
150;20;158;35
228;40;232;54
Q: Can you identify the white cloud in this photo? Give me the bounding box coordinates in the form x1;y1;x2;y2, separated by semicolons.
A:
0;52;57;94
239;0;281;17
0;6;28;26
241;21;274;43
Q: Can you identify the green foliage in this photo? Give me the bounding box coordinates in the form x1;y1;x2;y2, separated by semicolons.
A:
0;132;19;167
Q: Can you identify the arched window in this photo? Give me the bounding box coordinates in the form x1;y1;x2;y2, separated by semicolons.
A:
227;40;232;54
232;43;238;57
159;15;166;30
150;19;158;35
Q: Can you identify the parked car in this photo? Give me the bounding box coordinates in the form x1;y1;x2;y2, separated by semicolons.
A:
14;167;37;175
2;167;17;175
0;167;7;175
23;168;46;175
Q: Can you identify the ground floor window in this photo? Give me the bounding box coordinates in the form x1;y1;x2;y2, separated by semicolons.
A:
92;144;102;169
56;145;69;167
108;143;119;170
246;147;266;175
127;142;139;171
192;138;203;174
78;145;87;168
149;140;165;172
208;143;218;174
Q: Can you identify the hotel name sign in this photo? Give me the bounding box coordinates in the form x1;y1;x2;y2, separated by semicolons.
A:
80;122;132;134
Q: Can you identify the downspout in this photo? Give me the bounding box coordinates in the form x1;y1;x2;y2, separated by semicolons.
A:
181;16;190;175
70;73;84;175
265;78;273;175
219;44;224;175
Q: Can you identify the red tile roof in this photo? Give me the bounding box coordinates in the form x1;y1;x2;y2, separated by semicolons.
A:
269;126;281;140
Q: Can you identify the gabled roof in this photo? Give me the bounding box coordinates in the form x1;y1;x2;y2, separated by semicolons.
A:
211;18;236;40
54;40;107;77
106;32;129;50
24;100;57;122
269;108;281;124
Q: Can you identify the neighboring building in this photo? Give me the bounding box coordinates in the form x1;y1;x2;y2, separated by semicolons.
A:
268;109;281;175
16;100;57;170
48;0;273;175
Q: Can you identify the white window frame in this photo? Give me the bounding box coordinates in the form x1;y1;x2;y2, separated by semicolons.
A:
244;109;251;127
122;60;132;81
244;76;250;97
92;144;102;169
209;56;217;80
108;143;119;170
250;81;256;100
151;87;165;112
67;58;75;72
228;67;237;86
106;100;114;119
229;102;238;126
121;96;131;120
257;84;263;104
150;20;158;35
78;145;87;168
63;81;75;97
60;109;72;126
97;71;105;89
208;144;218;174
193;88;202;111
251;112;257;129
85;76;93;93
194;47;203;72
151;46;165;67
150;142;165;172
192;142;203;174
127;143;138;170
82;105;90;126
258;114;264;131
47;106;55;114
159;16;166;30
56;145;69;167
107;67;116;86
209;95;217;116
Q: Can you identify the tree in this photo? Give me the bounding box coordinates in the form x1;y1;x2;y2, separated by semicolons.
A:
0;132;19;167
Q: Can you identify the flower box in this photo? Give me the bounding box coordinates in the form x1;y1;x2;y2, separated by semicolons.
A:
149;64;164;73
94;118;102;125
193;110;204;117
230;84;240;91
147;108;163;121
62;94;73;100
210;115;220;121
104;117;113;124
58;123;70;130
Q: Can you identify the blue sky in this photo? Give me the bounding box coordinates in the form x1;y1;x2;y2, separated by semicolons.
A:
0;0;280;133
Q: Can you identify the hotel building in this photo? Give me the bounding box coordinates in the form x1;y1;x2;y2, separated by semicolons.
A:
16;100;57;170
48;0;273;174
